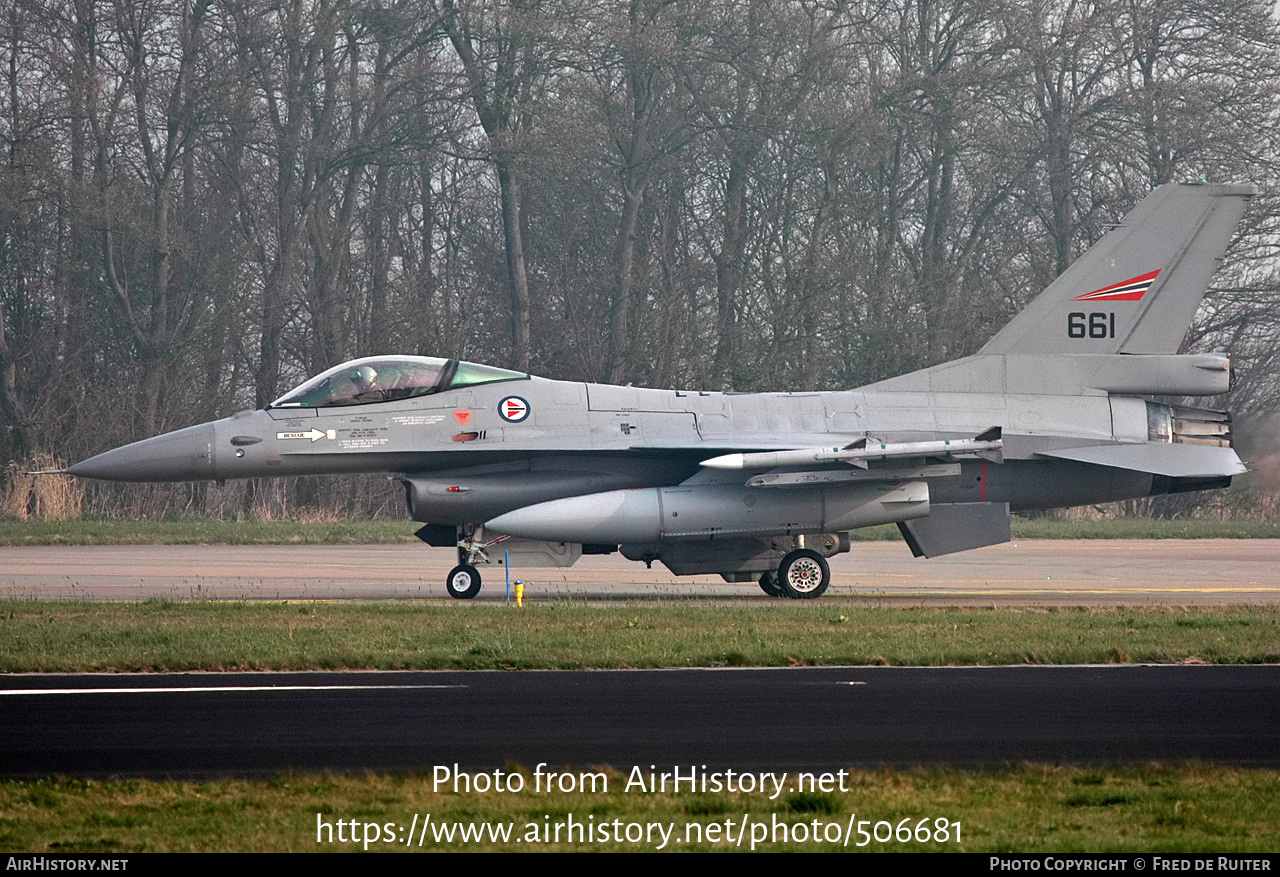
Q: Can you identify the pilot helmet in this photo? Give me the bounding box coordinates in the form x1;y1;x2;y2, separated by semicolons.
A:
349;365;378;391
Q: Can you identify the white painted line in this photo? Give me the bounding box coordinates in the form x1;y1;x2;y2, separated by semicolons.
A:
0;684;466;696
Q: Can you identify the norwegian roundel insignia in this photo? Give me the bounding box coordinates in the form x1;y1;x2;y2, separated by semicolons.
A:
499;395;530;423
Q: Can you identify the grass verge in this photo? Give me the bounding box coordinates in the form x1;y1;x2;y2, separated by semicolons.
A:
1;602;1277;672
0;518;421;546
3;765;1278;852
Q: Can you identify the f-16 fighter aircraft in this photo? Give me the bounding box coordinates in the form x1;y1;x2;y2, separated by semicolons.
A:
64;182;1253;599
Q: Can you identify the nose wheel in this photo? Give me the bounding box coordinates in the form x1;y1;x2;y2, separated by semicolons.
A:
446;563;482;599
777;549;830;599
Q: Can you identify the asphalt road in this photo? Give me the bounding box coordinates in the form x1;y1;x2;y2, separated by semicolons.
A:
3;666;1278;778
4;539;1280;605
5;541;1278;779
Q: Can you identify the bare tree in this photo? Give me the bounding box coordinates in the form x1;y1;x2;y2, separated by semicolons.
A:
435;0;565;372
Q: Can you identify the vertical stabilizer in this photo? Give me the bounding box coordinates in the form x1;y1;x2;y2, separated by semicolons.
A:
980;183;1254;356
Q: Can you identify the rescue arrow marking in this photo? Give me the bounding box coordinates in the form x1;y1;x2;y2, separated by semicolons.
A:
276;428;327;442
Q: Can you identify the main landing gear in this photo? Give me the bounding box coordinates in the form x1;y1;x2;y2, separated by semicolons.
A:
760;548;831;599
758;571;784;597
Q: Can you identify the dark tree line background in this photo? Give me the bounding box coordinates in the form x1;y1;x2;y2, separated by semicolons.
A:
3;0;1280;517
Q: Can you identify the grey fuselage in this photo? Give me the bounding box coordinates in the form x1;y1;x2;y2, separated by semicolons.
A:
72;373;1181;522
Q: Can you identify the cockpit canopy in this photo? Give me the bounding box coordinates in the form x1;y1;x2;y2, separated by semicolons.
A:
269;356;526;409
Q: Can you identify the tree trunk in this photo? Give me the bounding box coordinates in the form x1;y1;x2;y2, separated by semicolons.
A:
497;162;531;371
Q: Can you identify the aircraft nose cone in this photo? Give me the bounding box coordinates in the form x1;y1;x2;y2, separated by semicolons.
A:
67;422;217;482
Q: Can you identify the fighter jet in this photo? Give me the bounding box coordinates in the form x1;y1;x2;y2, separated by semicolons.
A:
64;182;1253;599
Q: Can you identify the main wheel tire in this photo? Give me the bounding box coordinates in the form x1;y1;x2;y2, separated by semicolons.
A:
758;571;784;597
446;563;482;599
777;549;830;599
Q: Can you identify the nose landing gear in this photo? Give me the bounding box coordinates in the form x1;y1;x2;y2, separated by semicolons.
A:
446;563;482;599
445;524;491;599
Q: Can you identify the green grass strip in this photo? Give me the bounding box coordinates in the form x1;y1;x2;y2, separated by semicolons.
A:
3;765;1278;852
0;518;421;545
1;603;1277;672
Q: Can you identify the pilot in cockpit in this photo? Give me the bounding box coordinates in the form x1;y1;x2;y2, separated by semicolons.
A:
340;364;381;401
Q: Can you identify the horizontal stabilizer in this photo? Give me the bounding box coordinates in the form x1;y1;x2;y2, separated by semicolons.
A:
1037;443;1245;478
898;503;1011;558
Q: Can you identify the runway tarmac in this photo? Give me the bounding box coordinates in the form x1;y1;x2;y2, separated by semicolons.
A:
4;541;1279;779
3;539;1280;605
4;666;1279;777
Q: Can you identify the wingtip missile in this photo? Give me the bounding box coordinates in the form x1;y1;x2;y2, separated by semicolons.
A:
701;453;748;470
699;429;1004;470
